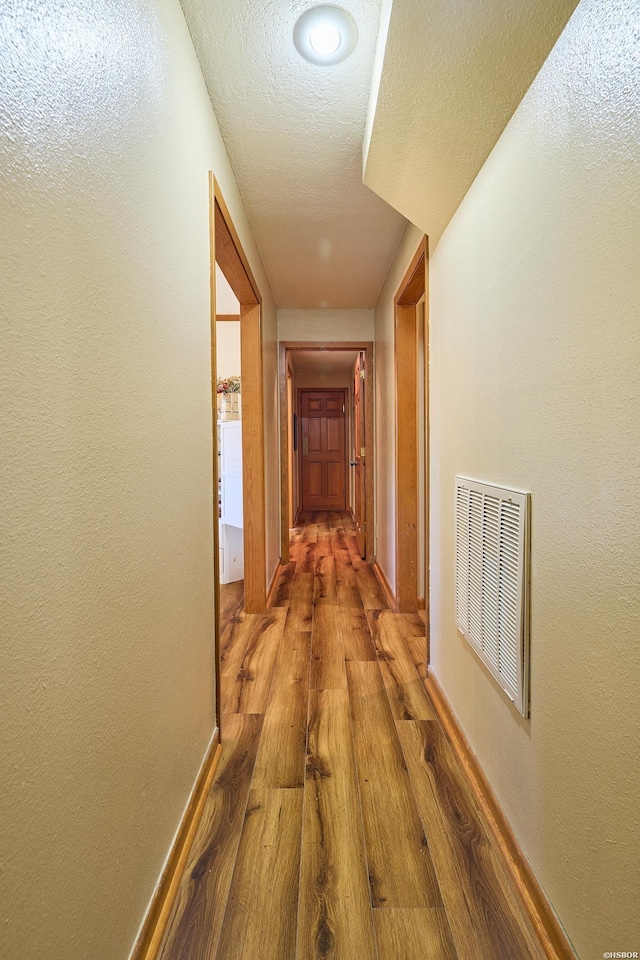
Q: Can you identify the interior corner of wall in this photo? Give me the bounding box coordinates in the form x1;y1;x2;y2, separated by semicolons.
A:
362;0;394;177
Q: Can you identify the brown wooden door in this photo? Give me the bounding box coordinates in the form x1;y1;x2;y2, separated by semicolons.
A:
353;352;366;557
301;390;346;511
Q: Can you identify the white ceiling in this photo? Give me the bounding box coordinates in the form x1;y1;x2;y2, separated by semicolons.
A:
180;0;406;309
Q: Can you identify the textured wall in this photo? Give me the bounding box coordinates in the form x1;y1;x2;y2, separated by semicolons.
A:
0;1;277;958
278;308;374;343
364;0;579;245
293;369;352;389
428;0;640;954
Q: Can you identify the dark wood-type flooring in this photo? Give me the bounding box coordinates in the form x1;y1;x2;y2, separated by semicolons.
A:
158;512;547;960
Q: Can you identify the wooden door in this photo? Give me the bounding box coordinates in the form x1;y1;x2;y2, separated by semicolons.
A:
353;352;367;557
301;390;346;511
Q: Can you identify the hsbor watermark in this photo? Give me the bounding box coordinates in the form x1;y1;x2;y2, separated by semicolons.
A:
603;952;638;958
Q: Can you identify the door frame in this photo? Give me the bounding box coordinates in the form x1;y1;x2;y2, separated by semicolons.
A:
394;236;429;623
210;175;267;728
279;341;374;564
353;349;367;558
298;387;348;513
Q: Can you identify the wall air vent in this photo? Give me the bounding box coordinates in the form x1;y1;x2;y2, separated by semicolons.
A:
455;476;531;717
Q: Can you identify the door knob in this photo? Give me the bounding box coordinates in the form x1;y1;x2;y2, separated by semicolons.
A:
350;460;358;466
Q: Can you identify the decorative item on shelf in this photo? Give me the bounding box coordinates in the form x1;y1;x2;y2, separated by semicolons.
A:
216;375;241;420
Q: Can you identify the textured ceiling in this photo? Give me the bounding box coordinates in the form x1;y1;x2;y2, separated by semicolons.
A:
363;0;580;247
180;0;406;309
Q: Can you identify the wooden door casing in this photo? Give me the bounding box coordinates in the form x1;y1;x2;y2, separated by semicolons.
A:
353;352;366;557
300;389;347;511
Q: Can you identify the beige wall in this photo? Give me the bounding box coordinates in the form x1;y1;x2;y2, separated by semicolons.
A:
375;0;640;955
0;2;277;958
278;307;374;342
293;369;352;389
216;321;241;380
215;262;240;314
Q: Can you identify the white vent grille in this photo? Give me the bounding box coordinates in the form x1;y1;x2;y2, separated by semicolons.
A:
455;477;530;717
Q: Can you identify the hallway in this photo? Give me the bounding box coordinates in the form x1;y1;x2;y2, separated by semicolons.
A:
157;513;546;960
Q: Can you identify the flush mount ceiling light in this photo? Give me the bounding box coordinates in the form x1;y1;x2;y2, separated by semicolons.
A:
294;6;357;65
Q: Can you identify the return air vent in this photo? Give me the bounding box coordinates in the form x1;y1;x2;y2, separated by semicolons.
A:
455;477;530;717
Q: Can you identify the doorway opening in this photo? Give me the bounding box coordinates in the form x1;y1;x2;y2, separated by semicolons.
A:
210;175;267;732
279;341;374;565
214;268;244;639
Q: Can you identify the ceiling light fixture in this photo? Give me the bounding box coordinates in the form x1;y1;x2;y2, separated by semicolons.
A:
294;6;357;66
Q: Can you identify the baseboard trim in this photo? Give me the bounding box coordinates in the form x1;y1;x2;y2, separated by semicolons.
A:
372;560;397;610
130;728;223;960
424;671;576;960
267;560;285;609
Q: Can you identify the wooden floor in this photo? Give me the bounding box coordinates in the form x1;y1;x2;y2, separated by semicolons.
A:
158;512;547;960
219;579;244;640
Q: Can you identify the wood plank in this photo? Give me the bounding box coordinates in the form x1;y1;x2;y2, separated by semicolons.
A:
215;788;303;960
314;552;337;602
372;561;396;609
406;636;427;679
219;580;244;637
269;561;296;607
425;673;575;959
384;677;436;724
224;607;287;714
157;714;263;960
396;719;547;960
346;660;442;909
349;546;389;611
219;612;257;693
367;609;435;722
368;610;424;679
310;600;347;691
284;571;314;633
374;908;457;960
327;516;357;586
251;627;311;789
335;585;377;662
157;515;557;960
298;689;377;960
290;537;317;573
